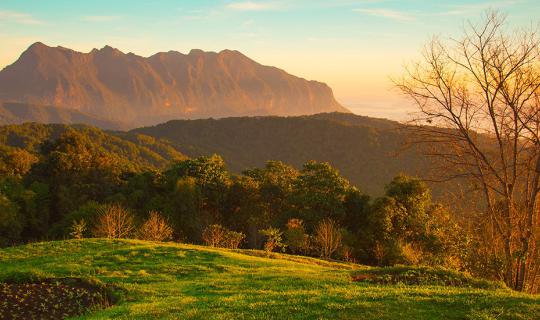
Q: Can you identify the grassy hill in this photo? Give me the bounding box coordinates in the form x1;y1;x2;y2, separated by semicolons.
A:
1;239;538;319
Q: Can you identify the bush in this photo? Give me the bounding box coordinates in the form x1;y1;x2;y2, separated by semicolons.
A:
202;224;227;247
222;230;245;249
259;227;286;253
138;211;173;241
400;242;423;265
92;204;135;239
202;224;245;249
69;219;87;239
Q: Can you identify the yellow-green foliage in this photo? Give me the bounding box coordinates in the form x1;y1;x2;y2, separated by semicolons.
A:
0;239;538;320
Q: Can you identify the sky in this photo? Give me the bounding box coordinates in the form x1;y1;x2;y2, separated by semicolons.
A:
1;0;539;120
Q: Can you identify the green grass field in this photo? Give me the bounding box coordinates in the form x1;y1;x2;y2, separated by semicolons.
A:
0;239;538;319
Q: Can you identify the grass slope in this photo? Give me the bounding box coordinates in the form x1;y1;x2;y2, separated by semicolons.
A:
0;239;538;319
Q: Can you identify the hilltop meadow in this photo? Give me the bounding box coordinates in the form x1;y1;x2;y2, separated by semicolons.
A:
1;239;539;319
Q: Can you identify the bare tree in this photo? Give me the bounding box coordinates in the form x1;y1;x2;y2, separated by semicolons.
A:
138;211;174;241
93;203;135;239
314;219;342;259
396;11;540;292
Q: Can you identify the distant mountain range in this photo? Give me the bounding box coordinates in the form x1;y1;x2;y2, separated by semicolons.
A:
0;42;348;127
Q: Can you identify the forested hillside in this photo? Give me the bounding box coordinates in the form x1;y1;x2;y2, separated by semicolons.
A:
0;121;462;269
133;112;430;195
0;123;185;175
0;101;126;130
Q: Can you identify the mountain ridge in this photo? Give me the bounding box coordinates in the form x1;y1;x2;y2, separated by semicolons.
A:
0;42;349;127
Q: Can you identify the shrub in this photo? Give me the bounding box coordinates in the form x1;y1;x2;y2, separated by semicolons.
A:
202;224;227;247
259;227;286;253
92;204;135;239
138;211;173;241
400;242;424;265
69;218;87;239
202;224;245;249
222;230;245;249
313;219;342;259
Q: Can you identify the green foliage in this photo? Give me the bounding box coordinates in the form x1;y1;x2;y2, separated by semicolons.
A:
283;218;310;255
132;113;431;196
0;192;23;246
291;161;350;228
0;123;185;173
260;227;286;253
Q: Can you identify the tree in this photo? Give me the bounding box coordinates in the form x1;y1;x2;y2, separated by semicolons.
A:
384;175;431;242
93;204;135;239
397;11;540;291
29;129;126;226
138;211;174;241
313;219;342;259
292;161;350;229
244;161;299;222
283;218;310;254
225;175;266;247
167;155;230;233
0;193;22;246
0;148;38;177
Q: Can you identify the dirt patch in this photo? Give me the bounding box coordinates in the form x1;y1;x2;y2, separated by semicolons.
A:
0;278;114;320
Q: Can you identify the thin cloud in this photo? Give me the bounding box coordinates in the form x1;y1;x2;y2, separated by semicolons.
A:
0;10;42;25
437;0;519;16
82;15;122;22
226;1;278;11
353;8;415;21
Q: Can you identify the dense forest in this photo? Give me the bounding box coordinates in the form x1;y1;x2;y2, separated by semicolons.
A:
133;112;433;195
0;122;482;281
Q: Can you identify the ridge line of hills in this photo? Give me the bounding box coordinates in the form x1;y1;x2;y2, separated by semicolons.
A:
0;112;435;196
0;42;349;127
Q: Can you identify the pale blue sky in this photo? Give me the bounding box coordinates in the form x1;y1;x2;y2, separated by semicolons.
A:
1;1;539;119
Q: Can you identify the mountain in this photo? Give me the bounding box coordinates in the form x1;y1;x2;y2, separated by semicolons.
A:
0;42;349;127
133;112;431;195
0;101;126;130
